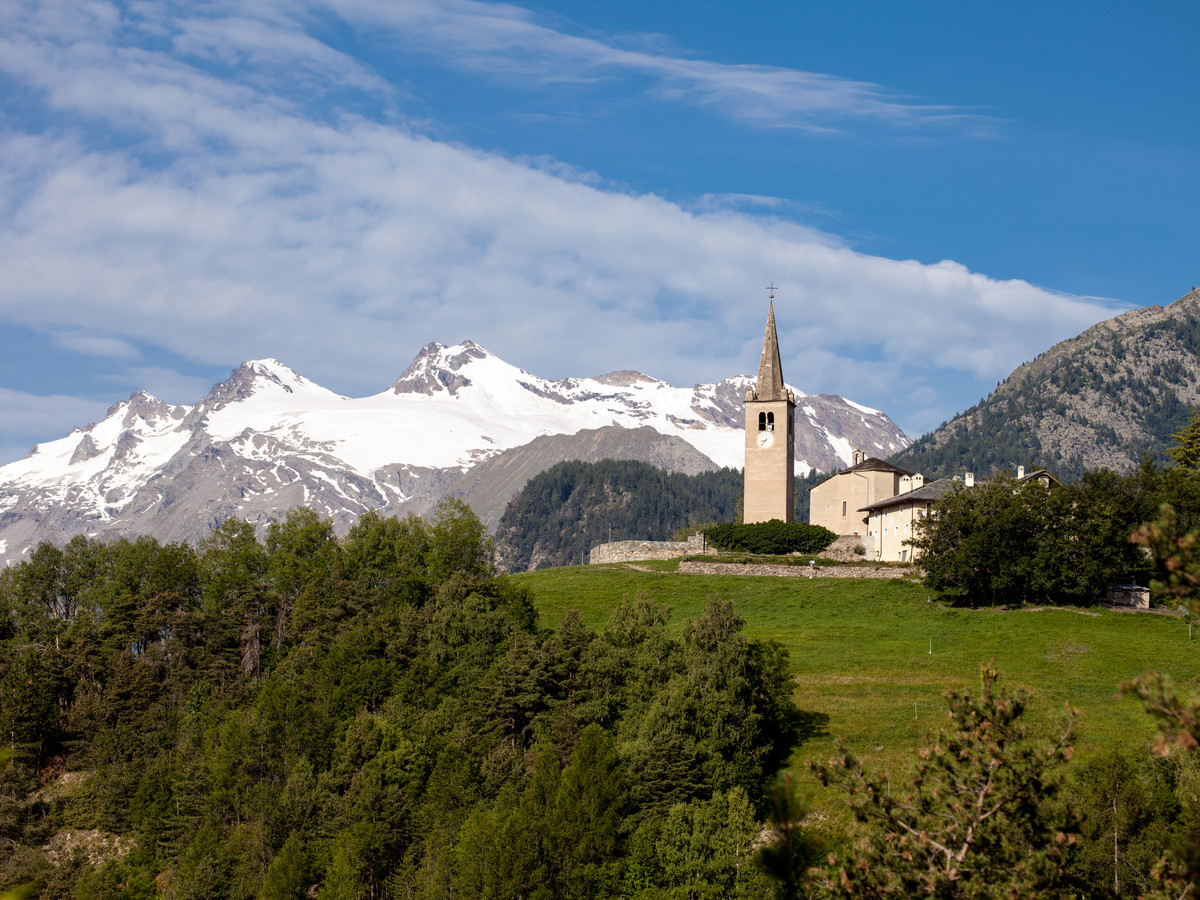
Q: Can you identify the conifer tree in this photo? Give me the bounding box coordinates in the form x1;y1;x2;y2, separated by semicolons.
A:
1168;408;1200;470
813;664;1077;898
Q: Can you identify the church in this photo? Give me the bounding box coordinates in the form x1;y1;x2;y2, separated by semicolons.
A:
743;304;796;523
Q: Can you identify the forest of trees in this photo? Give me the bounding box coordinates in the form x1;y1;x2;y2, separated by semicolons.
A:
0;499;803;898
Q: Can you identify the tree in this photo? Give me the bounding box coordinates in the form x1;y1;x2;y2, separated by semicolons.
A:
265;508;342;646
1057;749;1181;898
756;773;817;900
914;473;1146;607
426;498;494;584
1168;408;1200;470
634;598;797;798
259;833;309;900
1119;505;1200;898
342;511;431;608
813;664;1077;898
551;724;626;893
912;477;1044;606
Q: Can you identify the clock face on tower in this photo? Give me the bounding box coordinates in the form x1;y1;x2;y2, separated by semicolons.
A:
756;431;774;449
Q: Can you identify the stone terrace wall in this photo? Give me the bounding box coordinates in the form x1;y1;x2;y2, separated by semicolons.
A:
678;561;916;579
589;533;707;564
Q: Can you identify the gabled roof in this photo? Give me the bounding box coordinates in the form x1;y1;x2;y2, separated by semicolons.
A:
846;457;914;476
858;477;961;512
815;456;914;485
1019;468;1062;487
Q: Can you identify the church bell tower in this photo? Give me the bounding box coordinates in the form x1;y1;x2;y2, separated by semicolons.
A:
743;302;795;523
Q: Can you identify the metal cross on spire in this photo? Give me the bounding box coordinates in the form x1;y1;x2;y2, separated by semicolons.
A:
766;282;777;299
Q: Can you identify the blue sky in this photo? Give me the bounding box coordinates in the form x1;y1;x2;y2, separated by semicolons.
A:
0;0;1196;464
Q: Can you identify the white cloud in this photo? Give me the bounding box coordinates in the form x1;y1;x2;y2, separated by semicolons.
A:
51;330;140;359
0;388;110;445
0;0;1124;450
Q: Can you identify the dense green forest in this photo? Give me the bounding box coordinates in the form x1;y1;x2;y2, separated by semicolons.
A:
0;500;801;899
494;460;824;571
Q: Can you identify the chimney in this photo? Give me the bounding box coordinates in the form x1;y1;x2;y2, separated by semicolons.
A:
965;472;975;488
912;473;925;489
899;475;911;493
1017;465;1025;479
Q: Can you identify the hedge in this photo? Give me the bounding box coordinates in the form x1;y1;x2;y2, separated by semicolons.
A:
703;520;838;555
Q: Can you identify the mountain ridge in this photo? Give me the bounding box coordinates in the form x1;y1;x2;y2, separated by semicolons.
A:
891;286;1200;479
0;342;909;564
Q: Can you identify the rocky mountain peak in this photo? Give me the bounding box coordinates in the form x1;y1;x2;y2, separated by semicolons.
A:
392;340;495;396
199;359;315;410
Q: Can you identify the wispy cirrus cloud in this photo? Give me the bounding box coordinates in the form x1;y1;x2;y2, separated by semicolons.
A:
328;0;983;133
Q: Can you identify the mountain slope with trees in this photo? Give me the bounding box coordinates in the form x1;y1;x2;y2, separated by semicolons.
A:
892;286;1200;480
493;460;825;572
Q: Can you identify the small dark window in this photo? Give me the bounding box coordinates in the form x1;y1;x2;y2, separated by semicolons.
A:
842;501;847;516
767;412;775;431
758;412;766;431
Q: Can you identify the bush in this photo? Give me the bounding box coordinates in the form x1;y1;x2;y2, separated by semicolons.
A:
703;521;837;555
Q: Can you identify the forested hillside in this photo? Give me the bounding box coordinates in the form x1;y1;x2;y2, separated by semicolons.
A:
0;500;799;899
493;460;824;571
891;286;1200;480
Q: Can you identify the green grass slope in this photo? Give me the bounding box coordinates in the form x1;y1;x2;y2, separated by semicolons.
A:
514;561;1200;817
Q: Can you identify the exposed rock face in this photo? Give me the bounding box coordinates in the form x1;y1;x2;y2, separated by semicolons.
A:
392;340;487;395
0;342;910;565
893;286;1200;478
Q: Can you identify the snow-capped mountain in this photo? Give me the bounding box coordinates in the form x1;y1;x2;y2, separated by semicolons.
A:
0;341;909;564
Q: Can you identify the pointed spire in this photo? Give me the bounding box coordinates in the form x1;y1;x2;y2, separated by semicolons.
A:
755;302;787;400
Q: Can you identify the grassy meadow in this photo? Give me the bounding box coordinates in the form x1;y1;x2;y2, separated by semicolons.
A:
514;560;1200;818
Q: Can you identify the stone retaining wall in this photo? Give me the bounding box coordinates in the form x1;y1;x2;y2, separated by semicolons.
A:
677;560;918;579
589;536;918;579
589;534;707;564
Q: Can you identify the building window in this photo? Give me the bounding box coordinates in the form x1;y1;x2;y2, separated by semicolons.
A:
758;412;766;431
767;411;775;431
842;501;847;516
